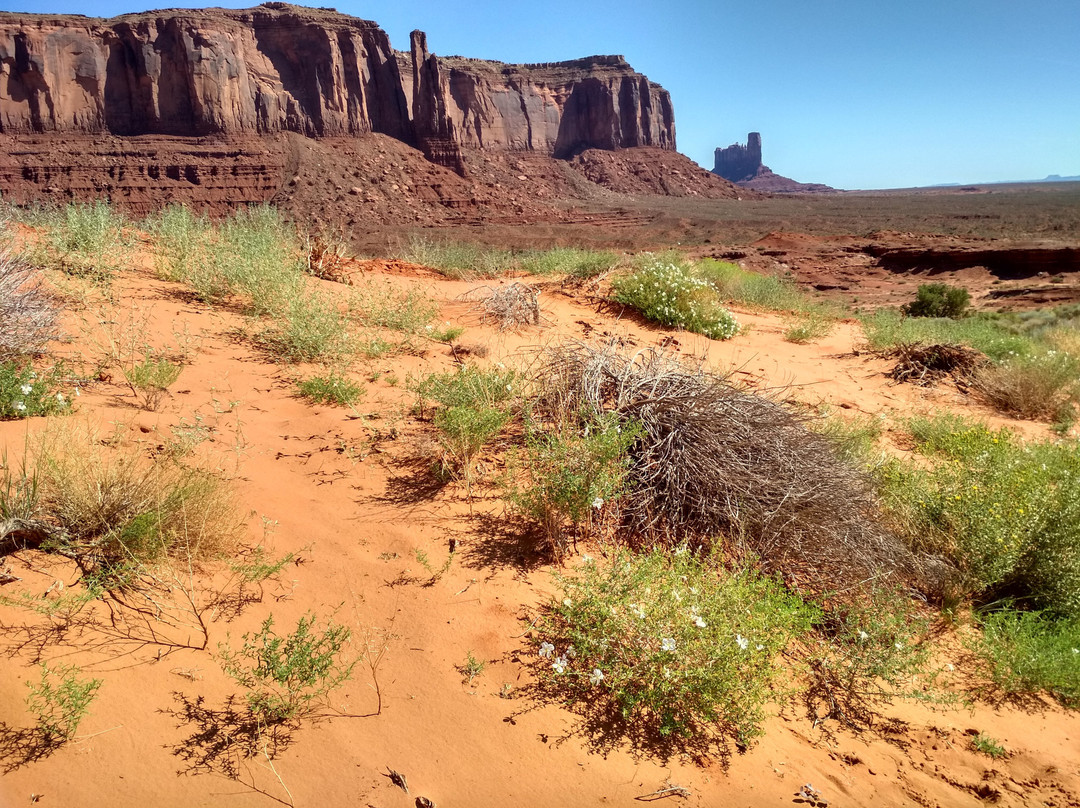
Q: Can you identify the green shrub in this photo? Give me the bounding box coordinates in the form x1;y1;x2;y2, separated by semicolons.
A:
398;238;516;279
412;365;518;412
25;662;102;743
904;283;971;319
505;413;638;556
535;549;814;749
800;588;936;728
969;610;1080;706
878;416;1080;614
432;405;510;487
297;372;364;406
218;612;355;725
611;259;738;340
0;362;71;420
353;279;439;333
784;310;836;344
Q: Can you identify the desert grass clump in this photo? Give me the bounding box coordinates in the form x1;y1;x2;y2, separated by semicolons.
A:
968;610;1080;707
534;341;916;594
0;251;63;359
32;424;243;570
860;308;1030;361
262;289;356;364
352;279;440;333
297;372;365;406
971;349;1080;421
519;247;619;278
784;309;836;344
398;238;516;279
25;201;130;284
534;549;815;752
697;259;808;312
612;259;738;341
122;354;183;411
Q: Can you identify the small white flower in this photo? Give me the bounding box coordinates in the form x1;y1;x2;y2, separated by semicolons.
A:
589;668;604;686
661;637;676;652
56;393;65;404
581;554;594;564
946;663;955;671
756;644;765;651
895;641;904;651
1073;648;1078;654
629;604;646;620
74;387;81;397
735;634;749;651
562;598;573;608
565;646;576;659
858;630;869;642
539;642;555;659
673;544;687;556
672;590;682;602
693;615;706;628
14;401;26;412
505;384;513;392
20;384;32;395
591;496;604;510
552;656;567;674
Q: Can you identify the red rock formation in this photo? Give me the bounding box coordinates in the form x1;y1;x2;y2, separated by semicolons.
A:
713;132;835;193
0;3;675;162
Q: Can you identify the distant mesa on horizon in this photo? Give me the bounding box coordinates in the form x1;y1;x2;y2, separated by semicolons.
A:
712;132;836;193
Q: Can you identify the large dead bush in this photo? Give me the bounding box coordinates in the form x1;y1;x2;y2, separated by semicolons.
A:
535;341;924;594
0;251;63;359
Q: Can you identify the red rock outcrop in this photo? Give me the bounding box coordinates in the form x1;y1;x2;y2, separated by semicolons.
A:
713;132;835;193
0;3;675;164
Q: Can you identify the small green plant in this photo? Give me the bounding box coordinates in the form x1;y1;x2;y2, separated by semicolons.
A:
353;280;440;333
903;283;971;319
971;732;1007;759
784;309;836;344
612;259;738;340
0;362;71;419
860;308;1030;360
432;406;510;491
505;413;639;557
24;662;102;743
218;612;356;726
263;289;355;364
535;549;814;750
297;372;365;406
972;349;1080;421
398;238;516;279
123;354;183;411
968;610;1080;707
426;323;465;343
459;651;486;685
800;588;937;729
697;259;809;312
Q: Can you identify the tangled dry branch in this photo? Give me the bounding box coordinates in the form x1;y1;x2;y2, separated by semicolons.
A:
884;342;986;386
463;282;541;330
536;341;930;595
0;251;63;359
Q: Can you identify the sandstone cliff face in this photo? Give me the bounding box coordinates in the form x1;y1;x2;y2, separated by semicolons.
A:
0;3;675;169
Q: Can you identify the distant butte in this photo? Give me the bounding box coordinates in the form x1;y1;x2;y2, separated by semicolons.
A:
712;132;836;193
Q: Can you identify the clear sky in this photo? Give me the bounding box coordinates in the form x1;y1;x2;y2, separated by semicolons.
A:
3;0;1078;189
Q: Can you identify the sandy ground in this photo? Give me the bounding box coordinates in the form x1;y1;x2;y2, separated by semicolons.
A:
1;253;1078;808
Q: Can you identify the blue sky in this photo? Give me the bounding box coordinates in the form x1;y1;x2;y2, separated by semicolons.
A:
4;0;1078;189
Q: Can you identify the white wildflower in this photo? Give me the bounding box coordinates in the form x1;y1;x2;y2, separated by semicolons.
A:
562;598;573;608
672;590;682;602
581;554;594;564
20;384;32;395
591;496;604;510
552;656;568;674
895;641;904;651
14;401;26;413
756;644;765;651
56;393;65;404
589;668;604;686
539;642;555;658
735;634;749;651
565;646;576;659
661;637;676;652
858;630;869;642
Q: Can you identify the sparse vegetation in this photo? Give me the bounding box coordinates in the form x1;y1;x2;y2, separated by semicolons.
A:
971;732;1007;759
24;662;103;744
218;612;355;728
0;362;71;420
122;354;183;411
22;201;130;284
459;651;486;685
297;372;365;406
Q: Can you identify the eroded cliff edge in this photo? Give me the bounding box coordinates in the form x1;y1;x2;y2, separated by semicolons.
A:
0;3;674;167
